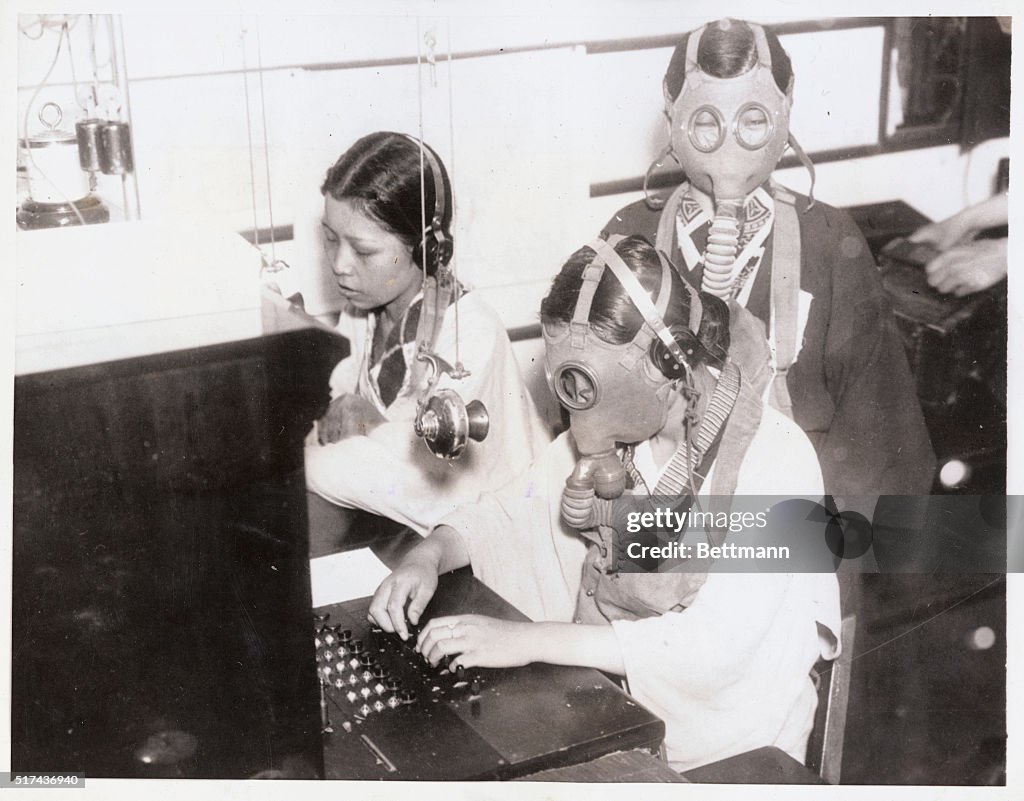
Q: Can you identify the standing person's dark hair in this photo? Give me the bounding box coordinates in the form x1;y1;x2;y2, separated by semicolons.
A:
663;18;793;101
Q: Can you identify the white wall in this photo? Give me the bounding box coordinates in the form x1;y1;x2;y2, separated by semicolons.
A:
15;12;1010;331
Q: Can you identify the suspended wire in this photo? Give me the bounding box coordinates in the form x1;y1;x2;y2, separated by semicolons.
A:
240;15;285;270
64;18;86;113
104;15;122;117
240;18;262;252
446;19;463;372
254;18;279;265
414;17;468;376
89;14;112;73
88;15;101;112
111;16;140;219
19;16;46;40
415;18;429;292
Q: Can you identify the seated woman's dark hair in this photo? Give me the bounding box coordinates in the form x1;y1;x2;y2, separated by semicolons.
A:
321;131;454;275
663;18;794;102
541;235;729;369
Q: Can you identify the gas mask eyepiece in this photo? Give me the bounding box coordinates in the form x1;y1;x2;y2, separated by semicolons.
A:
551;361;600;411
684;101;777;155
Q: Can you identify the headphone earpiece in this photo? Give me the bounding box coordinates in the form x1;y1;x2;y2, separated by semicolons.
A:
650;325;704;380
403;134;452;274
413;215;453;273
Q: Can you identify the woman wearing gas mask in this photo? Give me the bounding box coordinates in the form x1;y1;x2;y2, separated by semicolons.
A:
370;234;840;772
603;19;934;497
305;132;549;553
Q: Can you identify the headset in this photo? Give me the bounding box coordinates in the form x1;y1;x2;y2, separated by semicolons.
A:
402;134;453;275
585;235;706;381
402;134;490;460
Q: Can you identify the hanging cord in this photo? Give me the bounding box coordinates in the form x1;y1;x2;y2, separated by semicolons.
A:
415;17;429;293
20;21;86;226
239;18;261;251
240;16;285;271
446;19;464;376
19;16;46;40
89;15;98;110
255;19;283;268
64;20;86;114
108;15;140;220
88;15;101;114
88;15;112;78
412;18;469;379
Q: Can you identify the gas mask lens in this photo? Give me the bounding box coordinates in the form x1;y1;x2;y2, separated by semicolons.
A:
552;363;599;411
688;106;725;152
686;103;775;153
735;103;773;150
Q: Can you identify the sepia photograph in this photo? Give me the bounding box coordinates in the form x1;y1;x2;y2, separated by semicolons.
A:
2;1;1018;798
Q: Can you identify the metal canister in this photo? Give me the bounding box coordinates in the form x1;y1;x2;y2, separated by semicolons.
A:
75;118;106;172
19;102;90;204
99;120;135;175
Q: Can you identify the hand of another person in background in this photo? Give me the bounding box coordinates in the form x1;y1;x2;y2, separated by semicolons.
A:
316;393;387;444
908;213;977;251
925;238;1008;297
416;615;537;669
368;557;439;641
908;193;1009;254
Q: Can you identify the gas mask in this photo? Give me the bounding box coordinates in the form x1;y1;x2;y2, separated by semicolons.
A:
660;20;813;297
543;236;703;529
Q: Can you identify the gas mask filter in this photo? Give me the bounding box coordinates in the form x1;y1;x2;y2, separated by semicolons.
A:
544;236;703;528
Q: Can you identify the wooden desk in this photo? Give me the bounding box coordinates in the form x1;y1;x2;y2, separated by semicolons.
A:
315;568;665;780
682;747;826;784
518;750;687;783
518;745;827;784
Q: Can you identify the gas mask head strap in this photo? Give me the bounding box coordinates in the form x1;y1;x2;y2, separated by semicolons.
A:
655;247;702;335
671;20;779;103
750;23;774;70
569;254;605;348
683;23;705;76
585;235;691;374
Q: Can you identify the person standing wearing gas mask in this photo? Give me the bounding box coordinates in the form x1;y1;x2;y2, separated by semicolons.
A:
603;19;935;497
369;235;840;772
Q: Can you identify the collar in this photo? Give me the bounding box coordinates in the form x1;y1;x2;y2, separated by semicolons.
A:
675;183;775;303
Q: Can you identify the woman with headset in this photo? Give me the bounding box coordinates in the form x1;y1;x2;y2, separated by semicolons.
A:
305;132;549;553
369;234;840;773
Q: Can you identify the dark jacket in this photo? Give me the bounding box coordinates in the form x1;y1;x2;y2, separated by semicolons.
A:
603;190;936;496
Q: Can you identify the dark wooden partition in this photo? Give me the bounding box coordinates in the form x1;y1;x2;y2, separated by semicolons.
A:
12;314;347;779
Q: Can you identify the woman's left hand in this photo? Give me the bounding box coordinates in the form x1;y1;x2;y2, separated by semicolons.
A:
416;615;536;669
316;393;387;443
